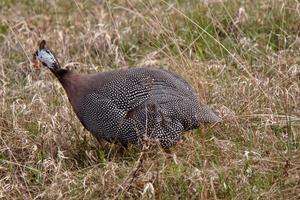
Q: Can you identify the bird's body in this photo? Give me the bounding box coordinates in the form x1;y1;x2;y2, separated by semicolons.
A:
33;41;221;148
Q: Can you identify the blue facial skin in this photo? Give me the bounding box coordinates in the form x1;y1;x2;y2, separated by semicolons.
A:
36;49;57;69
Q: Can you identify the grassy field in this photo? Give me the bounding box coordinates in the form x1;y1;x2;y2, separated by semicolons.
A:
0;0;299;199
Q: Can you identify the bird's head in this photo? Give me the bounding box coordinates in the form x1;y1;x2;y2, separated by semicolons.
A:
33;40;61;72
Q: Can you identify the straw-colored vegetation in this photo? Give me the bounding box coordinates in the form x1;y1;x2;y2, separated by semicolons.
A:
0;0;299;199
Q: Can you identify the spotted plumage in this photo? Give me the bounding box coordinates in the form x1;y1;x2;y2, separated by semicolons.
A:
33;40;222;148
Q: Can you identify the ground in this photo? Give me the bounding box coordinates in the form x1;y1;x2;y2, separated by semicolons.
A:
0;0;299;199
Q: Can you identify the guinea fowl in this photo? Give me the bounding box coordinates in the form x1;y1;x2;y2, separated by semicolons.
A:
33;40;221;148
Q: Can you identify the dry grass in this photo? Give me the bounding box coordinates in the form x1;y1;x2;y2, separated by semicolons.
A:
0;0;299;199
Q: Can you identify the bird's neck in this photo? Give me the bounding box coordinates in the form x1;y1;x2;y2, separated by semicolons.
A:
50;68;69;79
55;69;89;114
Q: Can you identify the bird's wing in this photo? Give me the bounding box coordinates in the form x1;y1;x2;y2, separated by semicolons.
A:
99;73;153;111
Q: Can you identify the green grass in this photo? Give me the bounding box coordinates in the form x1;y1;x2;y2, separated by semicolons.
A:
0;0;299;199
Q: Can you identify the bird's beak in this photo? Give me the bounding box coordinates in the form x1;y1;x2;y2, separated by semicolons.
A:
34;59;41;70
32;54;41;70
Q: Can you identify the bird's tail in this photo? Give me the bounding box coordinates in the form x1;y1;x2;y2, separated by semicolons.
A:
198;105;222;123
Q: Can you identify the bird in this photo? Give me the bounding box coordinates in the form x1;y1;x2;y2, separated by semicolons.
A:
32;40;222;148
